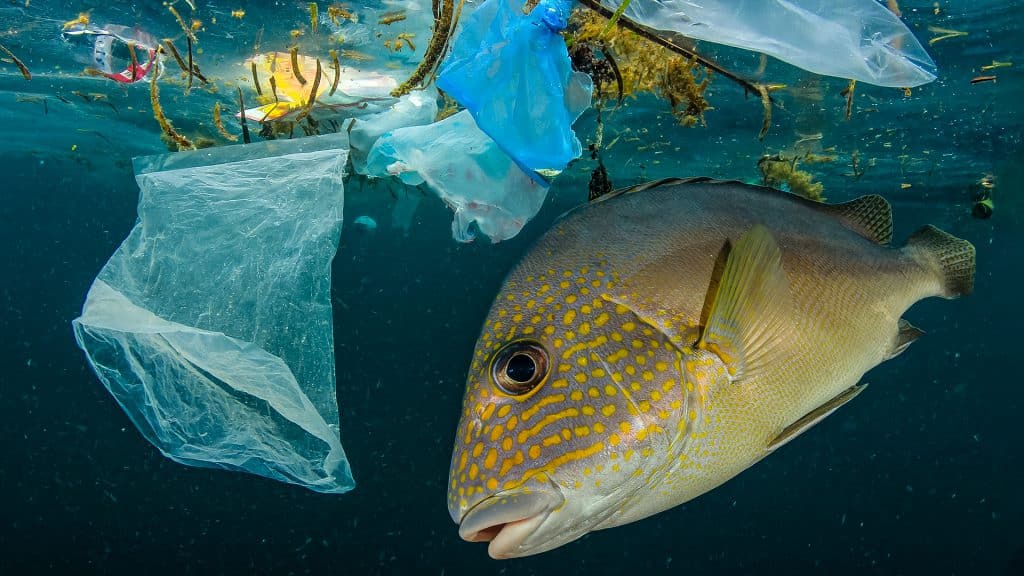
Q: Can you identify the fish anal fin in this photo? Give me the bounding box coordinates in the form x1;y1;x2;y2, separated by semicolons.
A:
824;194;894;245
888;318;925;360
698;225;793;382
767;384;868;451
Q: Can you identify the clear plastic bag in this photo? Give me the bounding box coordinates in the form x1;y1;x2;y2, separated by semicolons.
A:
72;134;353;494
365;110;548;243
348;88;439;175
437;0;593;173
604;0;937;87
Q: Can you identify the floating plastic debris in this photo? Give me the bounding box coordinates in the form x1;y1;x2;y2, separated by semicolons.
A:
437;0;593;173
365;110;548;243
595;0;937;87
72;133;354;494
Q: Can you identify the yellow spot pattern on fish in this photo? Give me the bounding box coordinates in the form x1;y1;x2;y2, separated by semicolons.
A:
448;260;716;516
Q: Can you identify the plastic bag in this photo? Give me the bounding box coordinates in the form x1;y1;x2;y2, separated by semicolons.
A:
348;88;439;175
603;0;936;87
437;0;593;173
365;110;548;243
72;133;353;494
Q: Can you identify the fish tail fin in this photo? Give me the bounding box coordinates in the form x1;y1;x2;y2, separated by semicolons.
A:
904;225;975;298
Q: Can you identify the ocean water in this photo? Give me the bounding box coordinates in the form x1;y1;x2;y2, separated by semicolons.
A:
1;0;1022;574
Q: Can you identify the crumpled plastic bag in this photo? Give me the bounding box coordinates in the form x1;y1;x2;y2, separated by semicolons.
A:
348;88;439;175
437;0;593;173
365;110;548;243
603;0;936;87
71;133;354;494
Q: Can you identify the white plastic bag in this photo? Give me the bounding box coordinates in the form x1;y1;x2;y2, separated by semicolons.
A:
72;133;353;493
365;110;549;243
603;0;937;87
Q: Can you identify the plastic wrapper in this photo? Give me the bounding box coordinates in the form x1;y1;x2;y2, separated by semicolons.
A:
71;134;353;494
603;0;936;87
365;110;548;243
61;22;160;84
437;0;593;173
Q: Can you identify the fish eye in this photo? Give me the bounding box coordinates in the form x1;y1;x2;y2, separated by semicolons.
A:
492;341;549;396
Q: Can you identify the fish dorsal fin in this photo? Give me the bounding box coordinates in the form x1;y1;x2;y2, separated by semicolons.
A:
589;177;710;204
591;179;893;247
767;384;867;451
823;194;893;245
697;225;794;382
887;318;925;360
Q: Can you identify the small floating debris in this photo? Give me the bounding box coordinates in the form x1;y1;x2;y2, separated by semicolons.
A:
927;26;967;45
0;41;31;80
379;11;407;25
980;60;1012;71
353;215;378;230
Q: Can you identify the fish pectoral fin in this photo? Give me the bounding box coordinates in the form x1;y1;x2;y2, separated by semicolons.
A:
767;383;868;451
697;224;794;382
887;318;925;360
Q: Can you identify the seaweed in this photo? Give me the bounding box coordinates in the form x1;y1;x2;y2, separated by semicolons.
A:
840;79;856;120
391;0;464;96
329;50;341;96
569;10;709;126
327;4;357;25
379;11;407;25
658;56;711;127
168;5;197;44
294;58;323;124
213;102;239;142
149;52;193;150
758;153;832;202
290;46;307;85
251;61;264;95
237;87;252;144
572;0;776;138
309;3;319;35
0;41;31;80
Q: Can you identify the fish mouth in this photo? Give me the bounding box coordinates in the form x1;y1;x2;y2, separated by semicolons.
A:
457;489;564;559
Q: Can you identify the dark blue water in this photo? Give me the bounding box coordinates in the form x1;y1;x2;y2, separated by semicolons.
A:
1;0;1022;574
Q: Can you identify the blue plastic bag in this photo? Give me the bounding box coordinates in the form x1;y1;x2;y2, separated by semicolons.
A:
437;0;593;174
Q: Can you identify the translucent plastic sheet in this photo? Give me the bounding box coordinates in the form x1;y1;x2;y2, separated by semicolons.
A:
437;0;593;173
72;134;353;494
603;0;937;87
365;110;548;243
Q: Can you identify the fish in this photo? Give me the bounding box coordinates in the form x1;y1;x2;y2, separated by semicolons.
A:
448;177;975;559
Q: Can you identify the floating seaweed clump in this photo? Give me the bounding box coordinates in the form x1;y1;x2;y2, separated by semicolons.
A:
758;152;834;202
567;10;711;126
658;56;711;127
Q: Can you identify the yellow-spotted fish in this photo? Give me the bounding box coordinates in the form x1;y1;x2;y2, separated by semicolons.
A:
448;177;975;558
